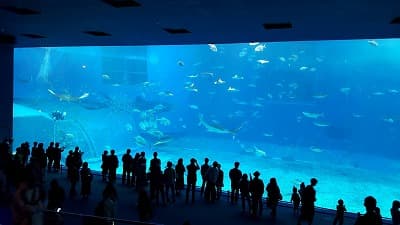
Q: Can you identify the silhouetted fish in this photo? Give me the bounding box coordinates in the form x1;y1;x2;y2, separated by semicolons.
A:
134;96;171;113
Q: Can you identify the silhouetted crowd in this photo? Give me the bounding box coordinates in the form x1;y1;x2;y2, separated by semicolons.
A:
0;138;398;225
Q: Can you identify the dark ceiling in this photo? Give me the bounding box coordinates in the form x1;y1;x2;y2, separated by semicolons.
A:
0;0;399;48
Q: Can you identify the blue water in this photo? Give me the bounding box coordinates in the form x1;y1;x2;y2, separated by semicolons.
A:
12;39;400;217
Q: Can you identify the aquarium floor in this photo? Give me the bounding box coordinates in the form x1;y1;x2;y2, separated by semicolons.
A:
85;136;398;218
33;172;368;225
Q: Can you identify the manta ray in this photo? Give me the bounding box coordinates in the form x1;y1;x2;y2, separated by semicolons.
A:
48;89;89;102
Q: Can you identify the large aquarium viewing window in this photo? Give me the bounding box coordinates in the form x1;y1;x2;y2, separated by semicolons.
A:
13;39;400;217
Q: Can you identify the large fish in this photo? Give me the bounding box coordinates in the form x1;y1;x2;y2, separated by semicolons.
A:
253;146;267;157
208;44;218;52
47;89;90;102
232;74;244;80
312;94;328;99
134;135;147;147
152;136;172;147
198;114;244;136
227;86;240;92
254;44;266;52
367;40;379;47
313;121;330;127
302;112;323;119
257;59;270;64
213;78;226;85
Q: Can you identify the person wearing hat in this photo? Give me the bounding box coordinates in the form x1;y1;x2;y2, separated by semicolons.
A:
249;171;264;217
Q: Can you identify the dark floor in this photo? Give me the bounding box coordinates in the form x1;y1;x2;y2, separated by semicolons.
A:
0;171;391;225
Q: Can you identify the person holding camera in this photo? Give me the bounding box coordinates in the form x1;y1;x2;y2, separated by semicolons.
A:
186;158;199;204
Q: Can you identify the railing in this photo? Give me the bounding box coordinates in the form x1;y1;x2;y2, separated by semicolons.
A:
45;209;164;225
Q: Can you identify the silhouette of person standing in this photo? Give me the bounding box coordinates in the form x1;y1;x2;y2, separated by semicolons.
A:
216;163;224;200
249;171;264;217
240;174;251;214
333;199;346;225
186;158;199;204
164;161;176;203
131;153;140;186
229;161;242;204
354;196;382;225
122;149;133;185
266;177;282;219
66;149;81;197
108;150;118;183
101;150;109;182
53;143;64;172
204;161;218;203
136;152;147;190
291;186;301;216
200;158;210;197
297;178;318;225
149;152;161;200
80;162;93;199
46;142;55;172
175;158;185;196
391;200;400;225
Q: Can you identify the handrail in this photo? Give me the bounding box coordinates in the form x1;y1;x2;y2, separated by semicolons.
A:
45;209;164;225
